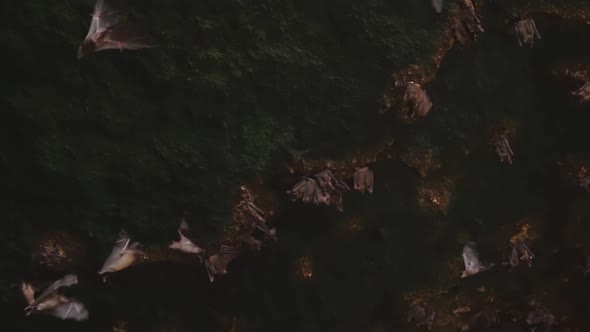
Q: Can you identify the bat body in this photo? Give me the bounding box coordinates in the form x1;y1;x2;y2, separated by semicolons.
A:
77;0;152;59
403;83;432;119
353;167;374;193
515;19;541;47
99;235;144;274
461;242;493;278
21;274;89;321
205;245;238;283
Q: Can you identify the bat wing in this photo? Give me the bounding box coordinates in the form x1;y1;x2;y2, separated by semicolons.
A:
462;243;479;270
99;238;130;273
353;169;362;190
27;274;78;310
51;301;89;321
366;168;374;193
179;218;190;232
86;0;120;40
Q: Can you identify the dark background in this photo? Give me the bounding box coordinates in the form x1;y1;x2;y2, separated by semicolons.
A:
3;0;590;331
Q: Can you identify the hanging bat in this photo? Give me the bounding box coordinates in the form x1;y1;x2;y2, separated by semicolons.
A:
204;245;239;283
98;233;144;275
169;219;205;259
241;201;266;224
287;177;309;200
22;274;89;321
515;19;541;47
461;242;494;278
77;0;152;59
353;166;374;193
512;240;534;267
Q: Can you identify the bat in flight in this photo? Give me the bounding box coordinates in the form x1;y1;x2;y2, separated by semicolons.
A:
77;0;153;59
169;218;205;260
22;274;89;321
98;232;144;275
204;245;239;283
461;242;494;278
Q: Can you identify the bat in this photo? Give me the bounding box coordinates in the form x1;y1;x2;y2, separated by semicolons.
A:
169;220;205;258
287;177;308;200
22;275;89;321
461;242;493;278
77;0;152;59
205;245;239;283
25;274;78;312
99;233;144;275
353;167;374;193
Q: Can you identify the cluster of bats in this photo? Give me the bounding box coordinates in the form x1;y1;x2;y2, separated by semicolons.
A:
20;219;245;321
288;167;374;212
404;239;541;330
460;238;535;279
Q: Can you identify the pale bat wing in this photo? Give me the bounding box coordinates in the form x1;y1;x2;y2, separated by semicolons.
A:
353;169;361;191
99;237;131;273
204;260;215;282
365;168;374;193
515;24;523;47
432;0;443;13
51;300;89;321
462;243;480;271
178;231;195;246
530;19;541;39
26;274;78;310
86;0;120;40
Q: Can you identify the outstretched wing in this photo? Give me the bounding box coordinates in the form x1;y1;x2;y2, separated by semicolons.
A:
86;0;119;40
26;274;78;310
99;237;130;273
97;25;154;52
51;300;89;321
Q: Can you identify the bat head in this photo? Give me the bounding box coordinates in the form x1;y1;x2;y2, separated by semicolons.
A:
169;241;180;250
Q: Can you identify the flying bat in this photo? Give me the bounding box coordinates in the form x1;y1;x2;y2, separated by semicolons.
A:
204;245;239;283
98;233;144;275
77;0;152;59
22;274;89;321
169;219;205;259
461;242;494;278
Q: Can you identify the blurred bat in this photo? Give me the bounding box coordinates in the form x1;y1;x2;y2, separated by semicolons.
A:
204;245;239;283
25;274;77;312
169;218;205;259
98;232;144;275
22;274;89;321
77;0;152;59
432;0;443;13
461;242;494;278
